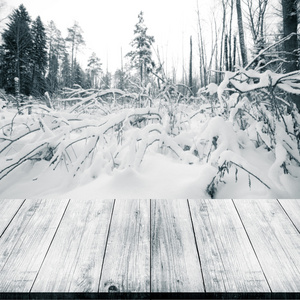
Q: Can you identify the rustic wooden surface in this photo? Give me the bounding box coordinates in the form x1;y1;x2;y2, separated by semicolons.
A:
151;199;204;292
189;199;270;292
32;199;114;292
278;199;300;232
0;199;299;294
99;199;150;293
0;199;24;237
0;199;69;292
234;199;300;292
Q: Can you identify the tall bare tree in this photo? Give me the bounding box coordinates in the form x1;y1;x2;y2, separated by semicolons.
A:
236;0;248;66
189;36;193;91
66;21;85;77
244;0;269;47
196;0;207;87
281;0;300;110
281;0;298;72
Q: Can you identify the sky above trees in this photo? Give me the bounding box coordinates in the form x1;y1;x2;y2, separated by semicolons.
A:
3;0;207;73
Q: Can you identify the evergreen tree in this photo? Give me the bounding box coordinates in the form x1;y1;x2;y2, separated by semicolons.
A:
46;54;58;94
73;61;85;87
114;69;127;90
1;4;33;95
66;21;85;81
46;20;66;91
87;52;102;88
31;16;47;96
84;71;92;89
46;20;65;60
101;71;112;89
61;52;71;88
126;11;155;85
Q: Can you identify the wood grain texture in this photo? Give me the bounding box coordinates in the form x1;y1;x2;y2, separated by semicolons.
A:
278;199;300;232
99;199;150;293
234;199;300;292
189;199;269;292
32;199;114;292
99;199;150;292
0;199;69;292
151;199;204;292
0;199;24;237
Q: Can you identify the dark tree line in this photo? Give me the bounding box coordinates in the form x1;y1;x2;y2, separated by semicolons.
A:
0;4;106;98
0;5;41;96
2;3;298;108
0;5;157;101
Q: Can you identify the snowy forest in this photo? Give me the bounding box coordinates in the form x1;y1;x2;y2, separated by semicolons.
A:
0;0;299;198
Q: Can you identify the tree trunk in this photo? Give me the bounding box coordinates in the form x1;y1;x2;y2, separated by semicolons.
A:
233;36;237;70
236;0;248;67
281;0;300;110
219;0;226;77
282;0;298;72
228;0;234;71
197;1;207;87
224;34;229;71
189;36;193;91
140;63;143;85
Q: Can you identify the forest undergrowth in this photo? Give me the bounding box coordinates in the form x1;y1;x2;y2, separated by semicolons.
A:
0;69;299;198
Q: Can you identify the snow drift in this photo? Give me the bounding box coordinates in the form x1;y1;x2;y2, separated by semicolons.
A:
0;70;299;198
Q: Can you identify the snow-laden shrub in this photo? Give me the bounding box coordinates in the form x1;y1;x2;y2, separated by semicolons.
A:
0;73;299;198
203;69;300;197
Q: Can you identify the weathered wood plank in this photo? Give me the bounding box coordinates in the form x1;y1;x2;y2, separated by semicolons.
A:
0;199;69;292
189;199;269;292
234;199;300;292
0;199;24;237
151;199;204;292
99;199;150;293
278;199;300;232
32;199;114;292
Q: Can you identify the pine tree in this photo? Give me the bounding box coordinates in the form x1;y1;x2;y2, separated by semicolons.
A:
73;61;86;88
101;71;112;90
61;52;71;88
46;20;66;90
87;52;102;88
46;20;65;60
46;54;58;94
114;69;127;90
1;4;33;95
126;11;155;85
66;21;85;81
31;16;47;96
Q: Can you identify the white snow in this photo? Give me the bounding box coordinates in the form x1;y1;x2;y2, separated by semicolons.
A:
1;75;299;199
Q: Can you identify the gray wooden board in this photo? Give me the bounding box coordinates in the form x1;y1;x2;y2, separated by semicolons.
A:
0;199;24;237
151;199;204;292
99;199;150;293
0;199;69;292
234;199;300;292
278;199;300;232
189;199;269;292
32;199;114;292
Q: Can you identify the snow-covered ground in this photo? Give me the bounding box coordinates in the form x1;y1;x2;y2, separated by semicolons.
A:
1;141;297;199
1;71;300;199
